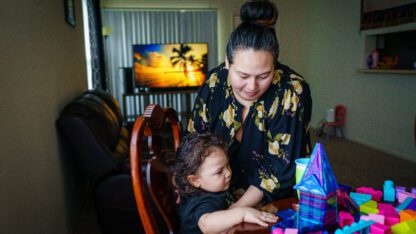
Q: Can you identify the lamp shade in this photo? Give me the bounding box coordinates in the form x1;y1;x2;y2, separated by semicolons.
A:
102;27;113;37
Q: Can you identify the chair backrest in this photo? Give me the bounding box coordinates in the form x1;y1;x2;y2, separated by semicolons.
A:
335;105;347;125
130;104;181;234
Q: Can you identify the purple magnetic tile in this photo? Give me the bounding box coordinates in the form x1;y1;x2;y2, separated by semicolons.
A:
395;186;406;192
407;199;416;210
412;188;416;195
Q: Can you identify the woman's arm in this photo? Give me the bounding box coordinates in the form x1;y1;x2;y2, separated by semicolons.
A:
198;207;277;234
229;185;264;208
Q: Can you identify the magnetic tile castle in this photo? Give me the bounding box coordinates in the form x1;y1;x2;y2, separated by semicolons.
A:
293;143;339;233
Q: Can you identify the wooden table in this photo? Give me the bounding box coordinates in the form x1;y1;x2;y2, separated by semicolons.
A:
228;197;298;234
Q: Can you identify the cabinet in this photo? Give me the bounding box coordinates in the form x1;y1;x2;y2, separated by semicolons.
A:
360;22;416;74
122;89;198;127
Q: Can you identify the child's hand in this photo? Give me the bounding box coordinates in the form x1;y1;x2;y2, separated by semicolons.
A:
242;208;278;227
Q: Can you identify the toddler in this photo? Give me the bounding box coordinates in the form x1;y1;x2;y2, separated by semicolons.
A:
172;132;278;233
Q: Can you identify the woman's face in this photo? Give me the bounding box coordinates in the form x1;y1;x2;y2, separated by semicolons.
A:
226;49;274;107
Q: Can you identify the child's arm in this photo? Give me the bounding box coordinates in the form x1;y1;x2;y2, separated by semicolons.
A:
198;207;277;234
229;185;264;208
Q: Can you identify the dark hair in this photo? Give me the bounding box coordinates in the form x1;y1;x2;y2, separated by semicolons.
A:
226;0;279;65
171;132;228;196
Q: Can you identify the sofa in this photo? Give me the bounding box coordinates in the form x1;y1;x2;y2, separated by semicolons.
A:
56;90;143;233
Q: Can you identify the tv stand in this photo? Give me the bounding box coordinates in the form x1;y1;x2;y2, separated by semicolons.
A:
122;89;198;128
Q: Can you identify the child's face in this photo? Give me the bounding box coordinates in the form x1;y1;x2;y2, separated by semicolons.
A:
189;147;232;193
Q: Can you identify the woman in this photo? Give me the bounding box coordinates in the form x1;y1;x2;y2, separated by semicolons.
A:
186;0;312;207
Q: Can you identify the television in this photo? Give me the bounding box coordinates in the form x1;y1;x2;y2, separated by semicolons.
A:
133;43;208;90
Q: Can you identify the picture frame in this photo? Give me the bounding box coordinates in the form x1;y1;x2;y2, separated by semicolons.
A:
64;0;76;27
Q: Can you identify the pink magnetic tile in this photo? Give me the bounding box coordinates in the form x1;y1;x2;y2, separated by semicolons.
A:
284;228;298;234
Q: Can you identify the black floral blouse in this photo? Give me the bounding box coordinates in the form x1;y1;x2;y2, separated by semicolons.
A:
186;62;312;202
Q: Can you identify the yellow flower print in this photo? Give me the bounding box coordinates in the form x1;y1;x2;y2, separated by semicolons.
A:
291;80;303;94
256;102;265;118
199;103;208;122
254;102;266;131
282;89;292;111
272;70;283;84
268;96;279;118
260;175;280;192
230;127;236;138
290;94;299;112
268;140;280;155
222;104;235;128
257;121;265;132
281;134;291;145
187;118;195;132
290;73;304;81
206;73;218;88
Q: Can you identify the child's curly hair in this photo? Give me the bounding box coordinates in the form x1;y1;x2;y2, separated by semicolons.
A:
171;132;228;196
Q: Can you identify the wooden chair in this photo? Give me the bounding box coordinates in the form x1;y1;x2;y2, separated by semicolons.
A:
130;104;181;234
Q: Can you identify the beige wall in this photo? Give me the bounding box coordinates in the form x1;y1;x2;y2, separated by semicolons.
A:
0;0;87;232
277;0;416;161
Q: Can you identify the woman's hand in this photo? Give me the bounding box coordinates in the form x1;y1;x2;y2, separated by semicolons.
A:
242;208;278;226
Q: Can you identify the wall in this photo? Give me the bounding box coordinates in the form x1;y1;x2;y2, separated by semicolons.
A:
0;0;87;232
276;0;416;161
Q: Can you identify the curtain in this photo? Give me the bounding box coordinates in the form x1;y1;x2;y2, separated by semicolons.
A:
87;0;107;90
101;9;218;103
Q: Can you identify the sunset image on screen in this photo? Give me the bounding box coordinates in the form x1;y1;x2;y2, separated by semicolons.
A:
133;43;208;89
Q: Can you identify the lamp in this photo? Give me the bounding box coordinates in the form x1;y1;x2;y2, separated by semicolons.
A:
102;26;113;39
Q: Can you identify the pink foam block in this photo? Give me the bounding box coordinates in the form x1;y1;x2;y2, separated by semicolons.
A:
370;222;391;234
369;213;385;224
360;215;370;221
397;191;416;203
380;209;399;217
339;211;354;228
385;215;400;226
284;228;298;234
378;203;395;212
356;187;383;201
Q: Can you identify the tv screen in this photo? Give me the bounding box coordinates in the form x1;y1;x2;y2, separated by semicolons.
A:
133;43;208;90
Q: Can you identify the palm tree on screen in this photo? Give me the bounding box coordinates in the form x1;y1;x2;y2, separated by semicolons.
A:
170;44;192;74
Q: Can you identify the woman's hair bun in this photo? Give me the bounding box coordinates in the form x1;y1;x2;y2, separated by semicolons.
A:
240;0;278;26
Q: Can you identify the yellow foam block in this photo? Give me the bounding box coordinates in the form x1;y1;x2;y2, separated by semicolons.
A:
391;219;416;234
360;200;379;214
